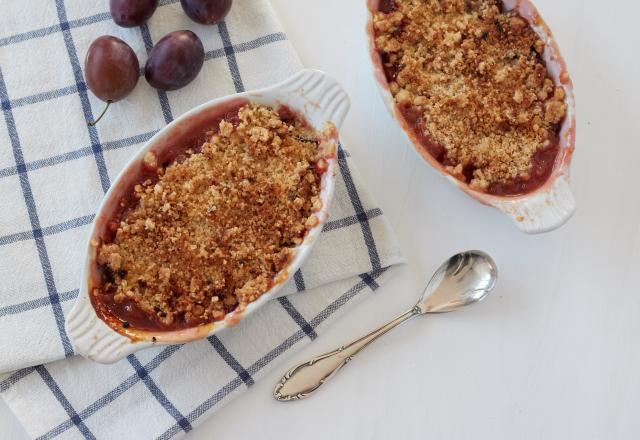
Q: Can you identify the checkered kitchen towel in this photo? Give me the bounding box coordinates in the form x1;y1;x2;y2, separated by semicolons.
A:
0;0;403;438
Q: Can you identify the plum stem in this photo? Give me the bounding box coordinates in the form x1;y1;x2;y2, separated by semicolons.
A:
87;101;111;126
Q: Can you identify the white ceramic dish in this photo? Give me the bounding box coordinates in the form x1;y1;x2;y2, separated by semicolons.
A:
65;69;350;363
366;0;576;234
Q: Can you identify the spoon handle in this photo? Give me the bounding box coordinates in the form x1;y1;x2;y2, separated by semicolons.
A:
274;306;421;401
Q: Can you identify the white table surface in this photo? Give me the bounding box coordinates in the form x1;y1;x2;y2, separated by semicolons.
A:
3;0;640;438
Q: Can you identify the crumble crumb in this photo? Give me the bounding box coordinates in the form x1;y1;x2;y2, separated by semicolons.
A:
96;104;323;328
374;0;567;192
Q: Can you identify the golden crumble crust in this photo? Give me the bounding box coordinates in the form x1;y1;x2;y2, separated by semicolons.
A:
374;0;567;192
96;104;323;329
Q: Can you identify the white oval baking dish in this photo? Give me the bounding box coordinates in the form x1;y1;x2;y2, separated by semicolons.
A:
366;0;576;234
65;69;350;363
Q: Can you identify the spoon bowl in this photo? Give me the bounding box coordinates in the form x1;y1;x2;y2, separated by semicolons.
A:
419;251;498;314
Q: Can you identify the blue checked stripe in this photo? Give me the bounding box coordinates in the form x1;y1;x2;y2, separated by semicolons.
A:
127;355;192;434
10;84;79;108
0;130;158;179
0;12;110;48
0;68;74;358
35;366;96;440
278;296;317;340
140;24;174;124
218;21;245;93
205;32;287;61
293;269;306;291
323;208;383;232
0;367;36;393
208;336;254;386
337;145;382;271
157;268;388;440
0;215;93;246
359;273;380;291
278;270;318;339
0;289;78;318
54;0;111;193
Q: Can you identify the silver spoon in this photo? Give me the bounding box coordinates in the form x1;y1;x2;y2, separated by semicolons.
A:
273;250;498;401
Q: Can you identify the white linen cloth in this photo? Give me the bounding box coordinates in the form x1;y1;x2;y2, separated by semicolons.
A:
0;0;403;438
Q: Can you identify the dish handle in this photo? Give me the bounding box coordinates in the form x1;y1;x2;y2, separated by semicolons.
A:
491;174;576;234
270;69;351;129
65;288;152;363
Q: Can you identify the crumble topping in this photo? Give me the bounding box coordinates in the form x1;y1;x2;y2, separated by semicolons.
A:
96;104;324;328
374;0;567;192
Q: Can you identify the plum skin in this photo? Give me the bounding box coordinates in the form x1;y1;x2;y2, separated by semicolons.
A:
85;36;140;102
180;0;233;25
144;30;205;91
110;0;158;27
